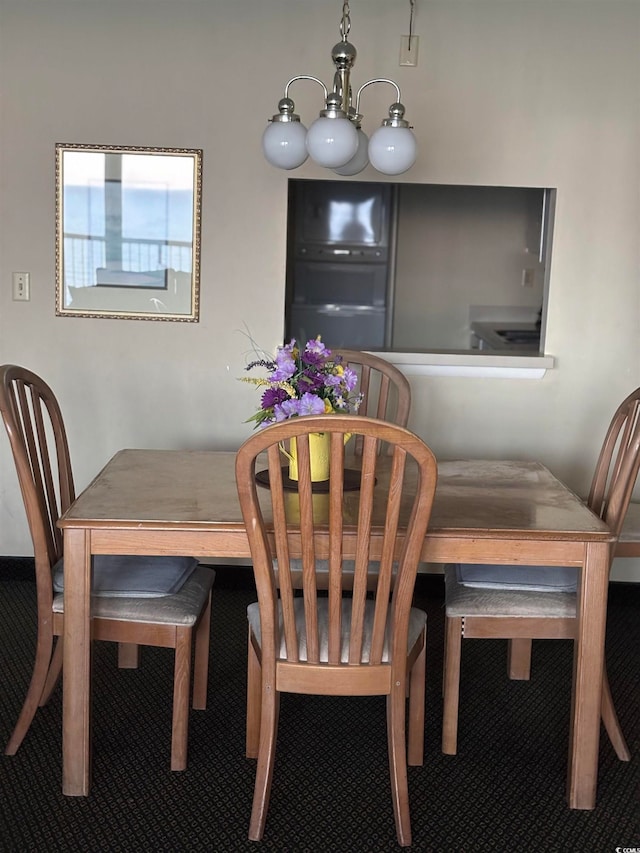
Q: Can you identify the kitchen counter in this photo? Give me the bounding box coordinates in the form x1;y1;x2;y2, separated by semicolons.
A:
471;321;541;352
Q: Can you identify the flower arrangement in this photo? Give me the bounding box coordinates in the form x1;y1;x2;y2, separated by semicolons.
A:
241;338;363;429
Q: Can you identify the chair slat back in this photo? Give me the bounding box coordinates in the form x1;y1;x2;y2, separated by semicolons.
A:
0;365;74;580
588;388;640;539
236;415;437;675
332;350;411;455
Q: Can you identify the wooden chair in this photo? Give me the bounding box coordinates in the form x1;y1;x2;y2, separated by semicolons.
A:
0;364;215;770
442;386;640;759
332;350;411;453
282;350;412;592
235;414;438;846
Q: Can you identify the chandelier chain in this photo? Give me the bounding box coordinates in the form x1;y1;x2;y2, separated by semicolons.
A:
409;0;415;42
340;1;351;40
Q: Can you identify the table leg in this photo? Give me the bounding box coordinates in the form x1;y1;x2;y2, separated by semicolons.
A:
567;540;609;809
62;528;93;796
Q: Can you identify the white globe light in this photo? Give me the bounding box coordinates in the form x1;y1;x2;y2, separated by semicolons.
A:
262;121;308;170
368;126;417;175
333;128;370;176
306;116;358;168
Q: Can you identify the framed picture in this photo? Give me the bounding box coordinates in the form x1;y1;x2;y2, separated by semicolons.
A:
55;143;202;321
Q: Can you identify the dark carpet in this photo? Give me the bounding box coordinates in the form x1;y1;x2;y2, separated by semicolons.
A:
0;558;638;852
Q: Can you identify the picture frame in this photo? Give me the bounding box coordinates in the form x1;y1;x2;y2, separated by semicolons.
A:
55;143;202;321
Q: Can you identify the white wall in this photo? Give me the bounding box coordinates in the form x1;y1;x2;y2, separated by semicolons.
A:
1;0;639;580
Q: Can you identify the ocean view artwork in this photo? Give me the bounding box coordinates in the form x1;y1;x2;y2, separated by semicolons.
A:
63;186;194;288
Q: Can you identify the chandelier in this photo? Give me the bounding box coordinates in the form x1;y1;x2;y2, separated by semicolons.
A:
262;1;417;177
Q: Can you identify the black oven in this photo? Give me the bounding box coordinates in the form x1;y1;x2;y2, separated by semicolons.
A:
285;180;393;349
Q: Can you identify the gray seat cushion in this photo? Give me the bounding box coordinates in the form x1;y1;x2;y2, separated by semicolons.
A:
52;565;215;626
53;555;199;598
454;562;577;592
247;598;426;663
444;563;577;619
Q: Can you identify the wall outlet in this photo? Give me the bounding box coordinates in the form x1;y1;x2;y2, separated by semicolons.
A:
522;268;536;288
399;35;419;67
12;272;30;301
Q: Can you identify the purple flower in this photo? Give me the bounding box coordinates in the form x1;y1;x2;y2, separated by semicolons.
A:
299;370;325;393
301;339;331;370
324;373;343;388
342;367;358;391
298;392;326;416
305;339;329;357
261;387;289;410
301;351;325;368
271;344;297;381
275;398;301;420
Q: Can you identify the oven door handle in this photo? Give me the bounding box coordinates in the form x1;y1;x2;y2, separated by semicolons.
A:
315;304;384;317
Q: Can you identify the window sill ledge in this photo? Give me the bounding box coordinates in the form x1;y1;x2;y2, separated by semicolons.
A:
375;351;554;379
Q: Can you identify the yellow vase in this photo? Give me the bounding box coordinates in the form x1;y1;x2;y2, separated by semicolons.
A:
280;431;352;482
285;432;331;481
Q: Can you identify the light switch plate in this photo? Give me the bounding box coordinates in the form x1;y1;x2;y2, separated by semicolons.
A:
12;272;30;301
399;35;419;67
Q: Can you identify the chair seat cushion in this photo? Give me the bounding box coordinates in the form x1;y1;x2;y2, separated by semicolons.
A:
454;562;577;592
52;565;215;625
444;564;577;619
247;598;426;663
53;555;199;598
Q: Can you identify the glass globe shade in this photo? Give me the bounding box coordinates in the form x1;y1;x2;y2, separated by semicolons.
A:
368;126;417;175
262;121;308;170
333;128;370;176
306;116;358;168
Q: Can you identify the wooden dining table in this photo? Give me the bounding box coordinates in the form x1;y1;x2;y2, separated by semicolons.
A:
58;449;614;807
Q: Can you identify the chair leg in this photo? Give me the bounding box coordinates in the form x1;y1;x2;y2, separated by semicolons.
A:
248;678;280;841
442;616;463;755
170;629;192;771
407;629;426;766
5;630;55;755
117;643;140;669
192;591;212;710
40;636;64;706
387;686;412;847
601;665;631;761
507;638;532;680
246;626;262;759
